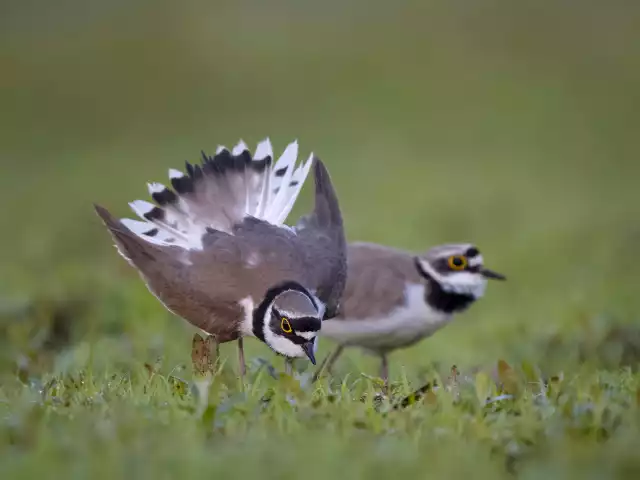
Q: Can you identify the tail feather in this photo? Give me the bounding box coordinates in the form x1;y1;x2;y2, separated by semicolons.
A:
264;141;315;224
251;138;274;219
117;138;314;251
273;153;314;225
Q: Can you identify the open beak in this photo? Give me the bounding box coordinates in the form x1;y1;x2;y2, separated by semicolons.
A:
480;268;506;280
301;341;316;365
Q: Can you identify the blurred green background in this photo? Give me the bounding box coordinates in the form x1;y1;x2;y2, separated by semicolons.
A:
1;1;639;478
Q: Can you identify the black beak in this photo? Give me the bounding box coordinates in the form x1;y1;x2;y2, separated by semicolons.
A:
480;268;506;280
301;341;316;365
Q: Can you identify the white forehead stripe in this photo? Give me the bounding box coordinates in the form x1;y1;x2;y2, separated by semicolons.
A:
436;248;464;258
298;331;316;340
469;255;484;267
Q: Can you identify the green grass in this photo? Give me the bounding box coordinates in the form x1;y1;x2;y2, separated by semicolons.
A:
1;333;639;479
2;1;640;478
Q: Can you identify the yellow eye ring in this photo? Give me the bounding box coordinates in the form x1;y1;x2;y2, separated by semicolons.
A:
447;255;467;271
281;317;292;333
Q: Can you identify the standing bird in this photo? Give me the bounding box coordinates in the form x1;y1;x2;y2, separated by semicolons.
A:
314;242;506;384
94;139;347;379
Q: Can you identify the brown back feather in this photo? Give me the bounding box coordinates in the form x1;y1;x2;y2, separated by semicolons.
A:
94;204;243;341
338;242;421;319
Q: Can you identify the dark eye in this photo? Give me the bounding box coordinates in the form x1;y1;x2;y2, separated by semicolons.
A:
280;317;292;333
447;255;467;271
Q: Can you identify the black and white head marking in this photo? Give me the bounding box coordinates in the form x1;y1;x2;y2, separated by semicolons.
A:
252;281;323;363
414;244;506;313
